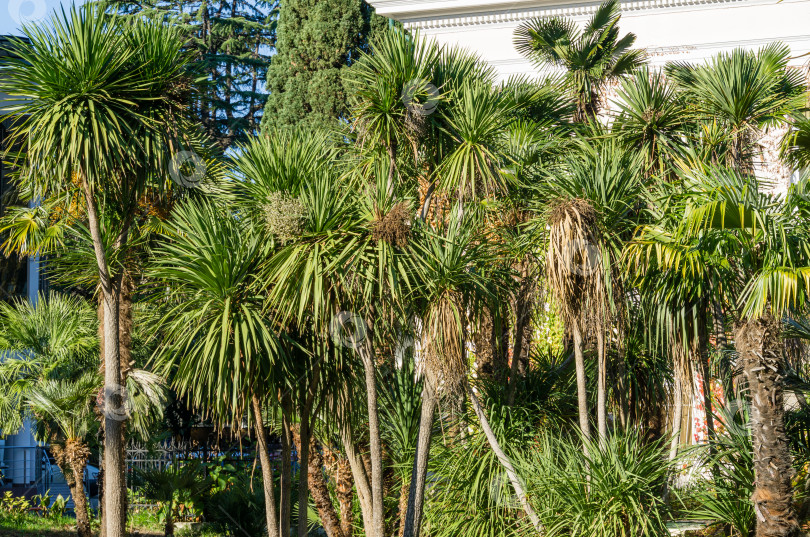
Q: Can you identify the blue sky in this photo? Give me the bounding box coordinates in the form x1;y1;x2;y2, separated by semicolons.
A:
1;0;86;36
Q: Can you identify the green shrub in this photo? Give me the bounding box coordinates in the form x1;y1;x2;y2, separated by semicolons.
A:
523;430;672;537
683;401;755;537
203;473;267;537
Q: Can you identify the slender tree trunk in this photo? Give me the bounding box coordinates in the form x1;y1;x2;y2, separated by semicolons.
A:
597;329;608;441
507;267;533;406
280;395;293;537
737;316;799;537
667;378;683;466
467;383;543;534
83;178;126;537
358;338;385;537
402;382;438;537
251;396;280;537
338;420;373;537
301;436;344;537
102;291;125;537
698;328;716;442
572;320;591;445
296;419;311;537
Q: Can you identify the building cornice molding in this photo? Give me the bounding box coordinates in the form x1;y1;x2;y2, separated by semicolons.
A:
370;0;769;30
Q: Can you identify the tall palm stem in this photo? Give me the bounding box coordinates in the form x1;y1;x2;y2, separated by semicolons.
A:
403;382;439;537
251;396;281;537
597;329;608;440
572;319;591;445
358;337;385;537
466;383;543;533
280;394;294;536
738;316;800;537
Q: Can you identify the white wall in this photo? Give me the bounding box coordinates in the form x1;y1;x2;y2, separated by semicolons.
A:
371;0;810;82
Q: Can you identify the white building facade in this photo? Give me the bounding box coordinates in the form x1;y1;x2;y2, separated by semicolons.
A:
370;0;810;81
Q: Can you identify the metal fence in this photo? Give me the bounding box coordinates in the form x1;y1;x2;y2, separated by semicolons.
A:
125;438;280;510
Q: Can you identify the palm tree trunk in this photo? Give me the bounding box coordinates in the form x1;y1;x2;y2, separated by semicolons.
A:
101;291;125;537
338;420;373;536
663;375;684;505
83;178;126;537
466;383;543;534
335;454;354;537
597;329;607;441
163;500;175;537
251;395;281;537
397;477;409;537
737;316;800;537
296;419;311;537
280;396;293;537
572;319;591;445
402;382;438;537
302;435;345;537
507;267;532;406
357;338;385;537
72;464;92;537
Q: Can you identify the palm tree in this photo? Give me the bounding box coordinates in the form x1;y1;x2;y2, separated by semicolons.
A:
0;7;217;536
403;209;543;536
514;0;645;122
150;199;285;537
28;375;99;537
612;68;690;181
666;43;804;171
676;166;810;537
540;140;645;443
137;462;207;536
0;293;97;537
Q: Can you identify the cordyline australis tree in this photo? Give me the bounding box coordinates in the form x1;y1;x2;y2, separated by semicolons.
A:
0;6;216;537
149;199;286;537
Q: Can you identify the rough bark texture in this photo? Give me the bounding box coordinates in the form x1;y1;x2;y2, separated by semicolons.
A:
507;269;534;406
296;420;311;537
299;435;345;537
322;444;355;537
53;442;92;537
336;456;355;537
737;316;799;537
83;177;126;537
338;420;373;537
403;383;438;537
397;477;409;537
473;306;508;384
251;396;280;537
102;292;125;537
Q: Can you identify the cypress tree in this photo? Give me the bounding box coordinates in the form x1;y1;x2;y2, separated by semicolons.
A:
262;0;387;133
106;0;277;148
